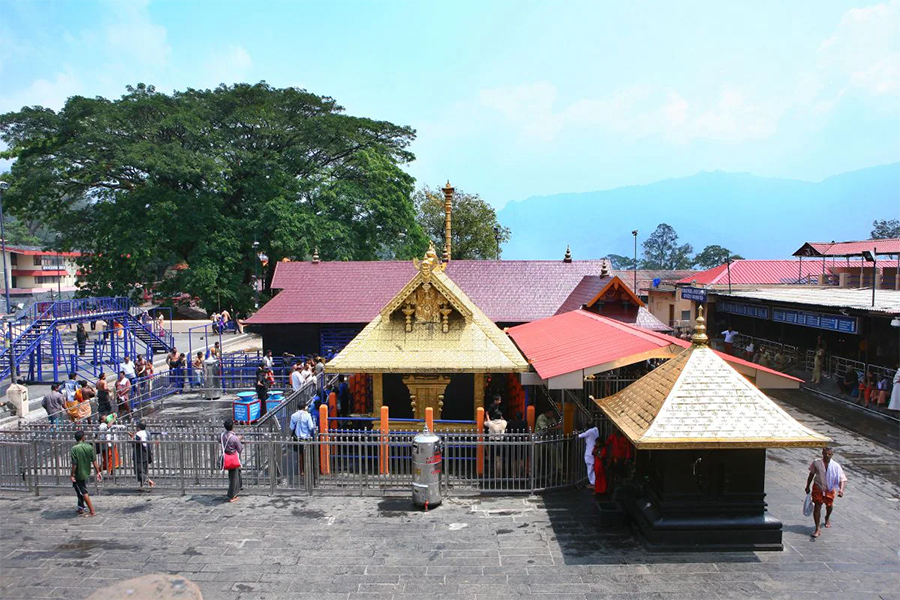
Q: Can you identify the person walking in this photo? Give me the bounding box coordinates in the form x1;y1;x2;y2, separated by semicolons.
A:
889;366;900;411
130;421;155;490
811;341;825;384
42;383;67;425
76;323;89;356
96;372;112;417
805;447;847;538
256;365;270;417
289;401;317;482
70;430;102;516
221;420;243;502
577;425;600;489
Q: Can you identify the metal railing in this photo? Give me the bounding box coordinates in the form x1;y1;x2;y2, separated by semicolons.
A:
0;429;587;497
730;334;800;370
803;350;896;383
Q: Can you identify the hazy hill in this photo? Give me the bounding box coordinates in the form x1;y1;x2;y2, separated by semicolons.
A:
497;163;900;261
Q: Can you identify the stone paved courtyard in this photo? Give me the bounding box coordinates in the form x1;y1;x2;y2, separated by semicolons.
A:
1;403;898;600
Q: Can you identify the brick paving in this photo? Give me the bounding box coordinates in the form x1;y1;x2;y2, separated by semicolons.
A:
0;403;898;600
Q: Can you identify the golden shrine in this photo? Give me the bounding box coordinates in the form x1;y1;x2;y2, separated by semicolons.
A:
325;243;529;427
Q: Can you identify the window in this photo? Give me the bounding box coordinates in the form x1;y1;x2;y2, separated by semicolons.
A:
40;256;64;269
9;254;17;265
10;276;17;288
681;310;691;321
33;256;42;266
35;276;60;284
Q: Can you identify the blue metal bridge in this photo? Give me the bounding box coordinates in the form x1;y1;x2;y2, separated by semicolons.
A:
1;297;175;383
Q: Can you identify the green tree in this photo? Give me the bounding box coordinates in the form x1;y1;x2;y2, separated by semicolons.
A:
640;223;694;269
607;254;636;270
871;219;900;240
414;186;510;259
0;83;419;313
692;244;743;269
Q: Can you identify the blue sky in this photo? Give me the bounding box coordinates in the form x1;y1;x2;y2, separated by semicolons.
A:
1;0;898;207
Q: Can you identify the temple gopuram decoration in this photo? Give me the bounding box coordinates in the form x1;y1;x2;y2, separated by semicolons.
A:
595;307;829;551
326;243;529;426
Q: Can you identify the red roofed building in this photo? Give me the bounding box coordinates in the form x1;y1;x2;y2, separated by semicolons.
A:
1;243;82;302
246;259;692;355
507;309;801;391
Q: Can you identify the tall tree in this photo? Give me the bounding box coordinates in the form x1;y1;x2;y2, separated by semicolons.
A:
692;245;743;269
640;223;694;270
414;186;510;260
0;83;421;313
871;219;900;240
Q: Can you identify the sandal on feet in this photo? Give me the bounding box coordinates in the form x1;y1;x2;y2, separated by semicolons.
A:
811;530;821;538
824;521;831;528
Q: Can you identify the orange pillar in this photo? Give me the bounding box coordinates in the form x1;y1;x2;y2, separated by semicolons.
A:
526;405;535;433
476;406;484;476
379;405;389;475
319;404;330;475
425;406;434;432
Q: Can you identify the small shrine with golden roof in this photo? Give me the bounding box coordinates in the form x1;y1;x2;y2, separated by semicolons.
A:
326;243;529;426
594;308;829;551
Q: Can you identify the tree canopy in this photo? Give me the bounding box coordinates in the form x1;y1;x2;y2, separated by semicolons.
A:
639;223;694;270
871;219;900;240
414;186;510;260
692;244;743;269
0;82;422;313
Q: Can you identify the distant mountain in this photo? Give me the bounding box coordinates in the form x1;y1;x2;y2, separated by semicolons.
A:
497;163;900;261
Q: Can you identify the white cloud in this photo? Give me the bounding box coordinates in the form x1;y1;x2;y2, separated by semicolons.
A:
478;82;782;144
203;45;254;87
0;70;82;113
103;0;171;69
818;0;900;96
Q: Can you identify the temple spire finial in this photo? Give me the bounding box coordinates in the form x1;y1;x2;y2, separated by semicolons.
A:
312;247;319;264
563;245;572;263
691;305;709;347
442;181;454;264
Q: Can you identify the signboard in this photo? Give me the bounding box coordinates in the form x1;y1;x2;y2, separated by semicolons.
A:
680;287;708;302
717;300;769;320
772;309;857;334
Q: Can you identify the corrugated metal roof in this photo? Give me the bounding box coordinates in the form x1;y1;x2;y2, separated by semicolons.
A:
507;310;681;380
794;239;900;257
507;309;801;383
715;287;900;315
596;344;830;449
676;260;830;286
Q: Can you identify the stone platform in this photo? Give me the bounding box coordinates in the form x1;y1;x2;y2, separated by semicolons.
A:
0;404;897;600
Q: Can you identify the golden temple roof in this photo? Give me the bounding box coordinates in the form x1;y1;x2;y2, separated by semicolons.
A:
326;245;529;374
595;316;830;449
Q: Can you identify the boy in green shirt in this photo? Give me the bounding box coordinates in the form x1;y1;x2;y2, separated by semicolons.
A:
70;430;102;516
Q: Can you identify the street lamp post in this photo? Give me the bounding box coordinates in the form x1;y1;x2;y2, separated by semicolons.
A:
0;182;12;314
0;182;16;387
631;230;638;294
492;226;502;259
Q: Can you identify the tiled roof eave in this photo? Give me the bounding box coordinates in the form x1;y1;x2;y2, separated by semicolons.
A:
632;437;830;450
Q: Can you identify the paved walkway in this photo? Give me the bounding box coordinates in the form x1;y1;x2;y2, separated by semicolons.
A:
0;403;897;600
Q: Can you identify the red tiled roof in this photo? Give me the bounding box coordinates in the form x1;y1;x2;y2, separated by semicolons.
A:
676;260;830;286
254;260;611;325
507;309;801;383
612;269;696;293
555;276;613;314
794;239;900;257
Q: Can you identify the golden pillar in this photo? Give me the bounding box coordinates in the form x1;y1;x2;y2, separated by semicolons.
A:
372;373;383;413
473;373;485;418
442;181;454;263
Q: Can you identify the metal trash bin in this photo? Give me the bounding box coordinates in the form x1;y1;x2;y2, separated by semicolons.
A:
412;426;442;509
203;358;221;399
